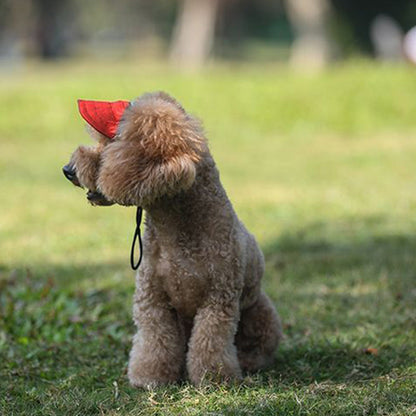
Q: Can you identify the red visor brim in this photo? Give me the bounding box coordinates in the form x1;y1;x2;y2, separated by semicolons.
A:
77;99;130;138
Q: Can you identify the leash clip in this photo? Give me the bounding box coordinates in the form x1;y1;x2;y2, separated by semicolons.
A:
130;207;143;270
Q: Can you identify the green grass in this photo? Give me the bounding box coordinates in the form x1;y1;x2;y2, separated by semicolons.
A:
1;59;416;415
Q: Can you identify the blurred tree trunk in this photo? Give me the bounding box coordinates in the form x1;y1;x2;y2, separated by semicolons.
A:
1;0;74;60
170;0;220;69
35;0;73;59
2;0;36;57
284;0;332;70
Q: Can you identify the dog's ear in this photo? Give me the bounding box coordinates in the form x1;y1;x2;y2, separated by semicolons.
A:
97;93;207;206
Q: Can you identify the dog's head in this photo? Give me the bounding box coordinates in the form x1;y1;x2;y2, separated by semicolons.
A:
63;92;207;207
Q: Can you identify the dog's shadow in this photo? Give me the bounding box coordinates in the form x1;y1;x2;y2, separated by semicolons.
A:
260;215;416;385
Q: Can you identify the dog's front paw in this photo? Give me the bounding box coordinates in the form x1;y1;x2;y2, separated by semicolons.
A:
128;371;168;389
128;359;181;389
187;351;242;386
128;340;183;388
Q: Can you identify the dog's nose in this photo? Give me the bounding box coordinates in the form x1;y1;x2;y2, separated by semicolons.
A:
62;164;81;187
62;164;76;181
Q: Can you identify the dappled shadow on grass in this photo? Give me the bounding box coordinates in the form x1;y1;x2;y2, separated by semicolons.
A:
1;215;415;411
0;267;135;347
263;219;416;286
0;259;134;291
264;214;416;272
261;216;416;386
0;269;136;414
0;261;135;380
272;340;413;385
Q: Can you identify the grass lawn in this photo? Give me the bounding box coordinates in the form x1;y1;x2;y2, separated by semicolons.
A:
1;60;416;415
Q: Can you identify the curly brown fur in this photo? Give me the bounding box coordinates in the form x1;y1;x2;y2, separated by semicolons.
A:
66;91;283;387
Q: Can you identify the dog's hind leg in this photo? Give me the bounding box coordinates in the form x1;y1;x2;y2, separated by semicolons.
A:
235;291;282;372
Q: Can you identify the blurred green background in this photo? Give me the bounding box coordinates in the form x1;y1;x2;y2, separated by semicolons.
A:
1;1;416;415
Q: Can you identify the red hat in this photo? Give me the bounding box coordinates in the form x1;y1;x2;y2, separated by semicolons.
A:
77;99;130;139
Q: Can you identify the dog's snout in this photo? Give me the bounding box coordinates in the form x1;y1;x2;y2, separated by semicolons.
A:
62;164;81;186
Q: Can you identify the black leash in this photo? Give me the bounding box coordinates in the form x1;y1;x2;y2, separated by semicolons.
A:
130;207;143;270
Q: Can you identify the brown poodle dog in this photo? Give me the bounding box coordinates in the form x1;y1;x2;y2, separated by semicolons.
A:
63;92;282;387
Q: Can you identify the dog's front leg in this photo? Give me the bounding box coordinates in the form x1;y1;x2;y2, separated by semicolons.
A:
187;295;242;385
128;285;185;388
